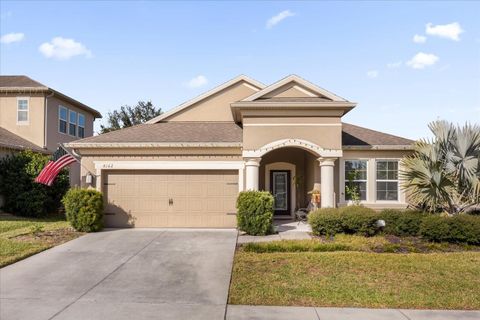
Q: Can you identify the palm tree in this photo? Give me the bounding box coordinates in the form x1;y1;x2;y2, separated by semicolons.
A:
401;120;480;214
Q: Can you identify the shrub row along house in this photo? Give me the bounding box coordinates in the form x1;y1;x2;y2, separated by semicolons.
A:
66;75;413;228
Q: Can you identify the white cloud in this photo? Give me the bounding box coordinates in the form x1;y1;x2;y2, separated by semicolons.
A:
0;32;24;44
39;37;92;60
387;61;402;69
266;10;295;29
366;70;379;78
425;22;464;41
186;75;208;88
406;52;439;69
413;34;426;43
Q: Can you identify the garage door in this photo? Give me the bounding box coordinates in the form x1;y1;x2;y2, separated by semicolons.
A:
103;170;239;228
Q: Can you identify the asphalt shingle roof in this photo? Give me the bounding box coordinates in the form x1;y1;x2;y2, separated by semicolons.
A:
70;121;413;148
0;76;46;88
342;123;413;146
0;128;50;153
75;122;243;144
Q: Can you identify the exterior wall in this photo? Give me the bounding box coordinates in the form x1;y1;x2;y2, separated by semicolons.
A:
0;94;46;148
46;95;96;187
337;149;412;209
164;81;258;122
259;147;319;213
263;83;318;98
45;96;95;151
76;147;243;188
243;117;342;150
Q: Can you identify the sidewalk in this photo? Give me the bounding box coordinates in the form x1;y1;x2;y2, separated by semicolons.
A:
226;305;480;320
237;220;312;244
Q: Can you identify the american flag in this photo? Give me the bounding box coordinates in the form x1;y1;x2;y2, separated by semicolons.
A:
35;147;77;186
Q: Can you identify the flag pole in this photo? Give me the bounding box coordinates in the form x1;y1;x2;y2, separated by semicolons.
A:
58;143;97;178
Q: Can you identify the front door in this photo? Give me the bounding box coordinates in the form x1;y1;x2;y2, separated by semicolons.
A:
270;170;291;215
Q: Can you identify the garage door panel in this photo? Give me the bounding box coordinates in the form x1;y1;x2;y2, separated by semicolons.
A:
104;170;238;228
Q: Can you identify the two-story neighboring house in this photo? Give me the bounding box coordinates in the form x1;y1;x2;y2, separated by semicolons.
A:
0;75;102;186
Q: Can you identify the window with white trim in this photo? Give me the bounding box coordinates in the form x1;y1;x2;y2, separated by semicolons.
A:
344;160;367;201
17;98;29;123
69;110;77;136
78;113;85;138
59;106;67;134
376;160;399;201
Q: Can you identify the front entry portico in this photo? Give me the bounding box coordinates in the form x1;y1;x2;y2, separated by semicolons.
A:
243;139;342;215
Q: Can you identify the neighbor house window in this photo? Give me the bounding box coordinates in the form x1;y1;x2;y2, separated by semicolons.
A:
376;160;399;201
344;160;367;201
78;113;85;138
17;98;29;123
59;106;67;134
69;110;77;136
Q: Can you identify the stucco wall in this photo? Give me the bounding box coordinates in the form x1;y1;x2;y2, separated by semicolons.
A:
243;117;342;150
46;96;95;152
164;81;258;122
0;94;46;148
76;147;243;188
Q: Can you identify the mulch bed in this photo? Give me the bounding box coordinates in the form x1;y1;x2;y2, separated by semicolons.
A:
13;228;83;245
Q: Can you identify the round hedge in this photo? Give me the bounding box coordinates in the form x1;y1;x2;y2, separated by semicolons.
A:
62;188;104;232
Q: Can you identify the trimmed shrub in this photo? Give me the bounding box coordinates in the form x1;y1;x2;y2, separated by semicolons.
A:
62;188;104;232
419;215;480;245
339;205;376;215
236;191;274;236
308;208;344;236
309;206;380;237
380;209;428;237
0;150;69;217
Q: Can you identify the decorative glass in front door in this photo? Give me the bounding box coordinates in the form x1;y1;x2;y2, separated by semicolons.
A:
272;171;289;213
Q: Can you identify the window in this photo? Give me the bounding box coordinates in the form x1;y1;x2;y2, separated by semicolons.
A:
78;113;85;138
59;106;67;134
376;160;399;201
344;160;367;201
69;110;77;136
17;98;29;123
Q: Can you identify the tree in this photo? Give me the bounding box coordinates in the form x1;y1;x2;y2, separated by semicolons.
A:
401;120;480;214
100;100;162;133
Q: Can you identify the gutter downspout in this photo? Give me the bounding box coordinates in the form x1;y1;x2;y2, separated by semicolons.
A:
43;90;55;150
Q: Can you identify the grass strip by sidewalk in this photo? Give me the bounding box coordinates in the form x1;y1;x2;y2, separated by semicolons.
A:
0;213;82;267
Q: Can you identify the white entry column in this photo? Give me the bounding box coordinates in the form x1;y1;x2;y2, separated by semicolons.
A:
244;158;261;190
318;157;337;208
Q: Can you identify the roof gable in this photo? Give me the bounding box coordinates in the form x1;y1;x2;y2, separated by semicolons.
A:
147;75;265;123
242;74;348;102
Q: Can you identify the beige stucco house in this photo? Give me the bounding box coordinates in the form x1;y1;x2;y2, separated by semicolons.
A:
0;76;102;186
67;75;413;228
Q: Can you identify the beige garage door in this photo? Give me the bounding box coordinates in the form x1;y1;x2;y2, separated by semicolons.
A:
103;170;238;228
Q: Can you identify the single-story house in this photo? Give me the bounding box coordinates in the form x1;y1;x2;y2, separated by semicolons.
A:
67;75;414;228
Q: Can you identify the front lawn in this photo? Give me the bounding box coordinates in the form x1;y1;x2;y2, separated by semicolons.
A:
0;213;82;267
229;238;480;310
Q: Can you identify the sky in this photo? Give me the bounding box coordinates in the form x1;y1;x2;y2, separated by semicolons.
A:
1;1;479;139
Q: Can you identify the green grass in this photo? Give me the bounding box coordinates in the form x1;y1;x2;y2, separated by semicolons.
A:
0;213;82;267
242;235;478;254
230;241;480;309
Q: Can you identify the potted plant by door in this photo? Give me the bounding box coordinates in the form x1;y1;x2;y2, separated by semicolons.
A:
308;183;321;210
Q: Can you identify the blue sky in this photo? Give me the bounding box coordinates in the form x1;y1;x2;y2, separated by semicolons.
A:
1;1;479;139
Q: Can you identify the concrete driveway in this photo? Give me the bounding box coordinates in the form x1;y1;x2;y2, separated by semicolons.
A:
0;229;238;320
